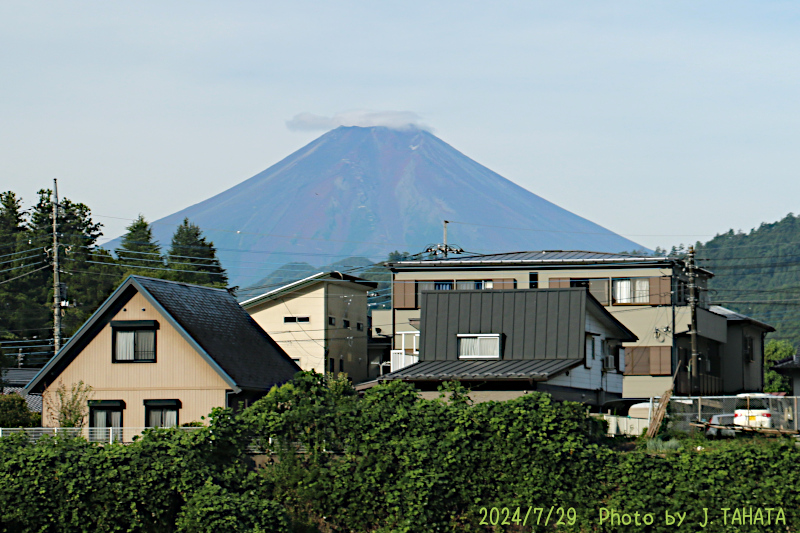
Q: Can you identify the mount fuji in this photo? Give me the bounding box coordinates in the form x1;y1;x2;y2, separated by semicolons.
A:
109;126;644;287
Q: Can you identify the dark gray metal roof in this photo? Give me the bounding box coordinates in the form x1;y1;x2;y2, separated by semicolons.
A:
418;288;636;362
240;271;377;308
394;250;667;266
709;306;775;332
378;359;582;381
2;368;39;387
26;276;300;394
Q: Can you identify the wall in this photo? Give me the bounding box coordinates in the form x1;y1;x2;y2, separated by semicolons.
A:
325;282;370;383
42;291;229;428
719;322;764;393
622;376;674;399
246;284;326;373
547;311;622;394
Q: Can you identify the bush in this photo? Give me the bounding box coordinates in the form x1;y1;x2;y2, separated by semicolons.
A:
177;480;289;533
0;393;37;428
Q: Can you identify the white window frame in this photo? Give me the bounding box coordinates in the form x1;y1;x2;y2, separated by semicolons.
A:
457;333;502;360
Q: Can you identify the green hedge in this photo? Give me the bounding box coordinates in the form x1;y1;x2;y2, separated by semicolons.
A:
1;372;799;532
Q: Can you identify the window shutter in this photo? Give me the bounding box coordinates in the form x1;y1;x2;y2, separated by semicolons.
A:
394;280;416;309
625;347;632;374
649;346;671;375
629;347;651;375
549;277;569;288
617;346;625;372
492;278;515;289
588;279;610;305
649;277;672;305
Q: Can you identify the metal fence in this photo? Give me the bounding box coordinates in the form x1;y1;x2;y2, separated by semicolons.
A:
0;426;203;444
668;396;800;433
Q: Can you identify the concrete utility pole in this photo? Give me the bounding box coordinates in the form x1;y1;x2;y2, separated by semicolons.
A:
424;220;463;258
443;220;449;258
687;245;699;394
52;179;62;354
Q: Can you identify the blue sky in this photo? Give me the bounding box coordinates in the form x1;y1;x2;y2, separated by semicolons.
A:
2;1;800;252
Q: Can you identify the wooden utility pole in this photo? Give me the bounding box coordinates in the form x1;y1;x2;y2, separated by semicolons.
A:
687;246;699;394
52;179;62;354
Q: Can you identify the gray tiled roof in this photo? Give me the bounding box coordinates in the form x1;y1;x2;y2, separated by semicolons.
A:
26;276;301;394
773;355;800;372
378;359;582;381
2;387;42;413
133;277;301;390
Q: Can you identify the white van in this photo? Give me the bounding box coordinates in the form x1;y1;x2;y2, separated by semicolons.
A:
734;393;774;429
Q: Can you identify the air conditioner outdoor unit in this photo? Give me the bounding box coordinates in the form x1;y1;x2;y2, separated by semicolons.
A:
603;355;616;371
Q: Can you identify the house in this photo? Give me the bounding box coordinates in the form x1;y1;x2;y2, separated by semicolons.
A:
2;368;42;413
374;250;774;400
772;353;800;394
25;276;300;433
241;272;378;383
379;288;637;406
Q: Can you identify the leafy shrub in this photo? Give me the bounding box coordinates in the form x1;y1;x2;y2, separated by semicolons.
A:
177;480;289;533
0;393;37;428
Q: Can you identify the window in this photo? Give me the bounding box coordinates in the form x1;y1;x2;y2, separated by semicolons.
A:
111;320;158;362
284;316;310;323
356;322;364;331
328;316;336;326
328;357;335;373
343;319;351;329
529;273;539;289
457;333;501;359
144;399;180;428
612;278;650;304
434;281;453;290
339;359;344;372
456;280;494;290
89;400;124;442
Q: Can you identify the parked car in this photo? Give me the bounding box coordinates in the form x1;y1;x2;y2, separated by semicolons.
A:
734;393;774;429
706;414;736;438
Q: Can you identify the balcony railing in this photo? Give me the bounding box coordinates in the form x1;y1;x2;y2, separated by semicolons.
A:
0;426;203;444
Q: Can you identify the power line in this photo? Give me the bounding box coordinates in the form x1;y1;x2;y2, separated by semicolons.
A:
0;261;46;275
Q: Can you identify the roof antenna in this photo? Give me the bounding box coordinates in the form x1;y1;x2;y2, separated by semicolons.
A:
424;220;464;258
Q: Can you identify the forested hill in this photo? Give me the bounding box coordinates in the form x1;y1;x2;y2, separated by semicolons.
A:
695;213;800;348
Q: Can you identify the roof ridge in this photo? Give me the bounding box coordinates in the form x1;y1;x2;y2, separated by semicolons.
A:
131;275;228;292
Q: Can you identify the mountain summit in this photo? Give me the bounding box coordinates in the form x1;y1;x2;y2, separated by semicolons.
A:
124;126;643;286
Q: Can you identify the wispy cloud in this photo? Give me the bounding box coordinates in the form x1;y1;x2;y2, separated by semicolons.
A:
286;110;429;132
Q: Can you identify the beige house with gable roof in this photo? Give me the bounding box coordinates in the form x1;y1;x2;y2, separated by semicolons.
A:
241;272;378;383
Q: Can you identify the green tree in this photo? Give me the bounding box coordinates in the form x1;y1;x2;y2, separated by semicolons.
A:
27;189;118;339
167;218;227;287
115;214;163;273
764;339;794;393
0;393;36;428
0;192;43;342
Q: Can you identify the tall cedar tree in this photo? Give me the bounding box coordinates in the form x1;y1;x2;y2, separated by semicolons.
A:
27;189;118;347
115;215;164;279
0;191;46;343
167;218;228;287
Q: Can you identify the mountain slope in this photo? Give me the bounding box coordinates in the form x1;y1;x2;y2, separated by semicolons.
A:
109;126;644;286
697;213;800;347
